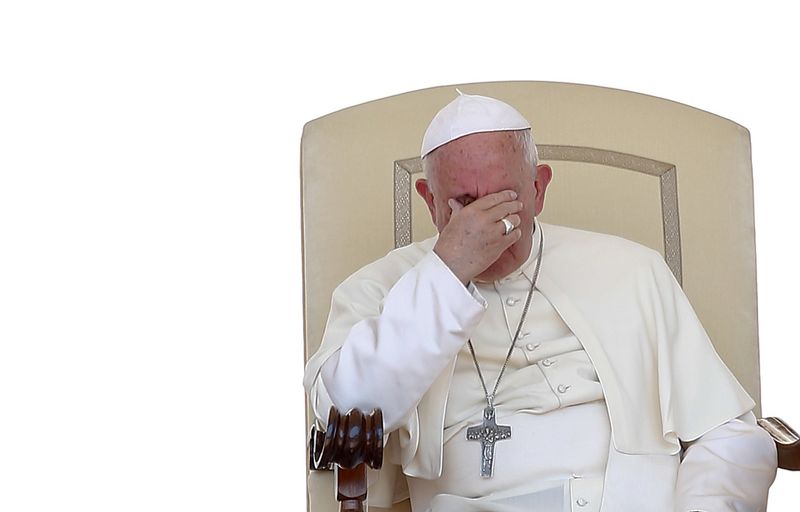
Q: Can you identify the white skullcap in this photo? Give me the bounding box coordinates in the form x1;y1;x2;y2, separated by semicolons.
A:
421;89;531;158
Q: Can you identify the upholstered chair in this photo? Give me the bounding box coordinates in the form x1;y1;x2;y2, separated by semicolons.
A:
301;81;799;511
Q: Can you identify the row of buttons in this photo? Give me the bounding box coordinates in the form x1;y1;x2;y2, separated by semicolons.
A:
508;296;555;388
516;331;572;395
506;292;576;399
505;285;589;507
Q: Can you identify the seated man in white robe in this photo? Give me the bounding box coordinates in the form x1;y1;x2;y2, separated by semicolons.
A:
303;92;778;512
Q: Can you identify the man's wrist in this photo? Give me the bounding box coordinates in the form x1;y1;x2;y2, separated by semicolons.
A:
433;245;471;286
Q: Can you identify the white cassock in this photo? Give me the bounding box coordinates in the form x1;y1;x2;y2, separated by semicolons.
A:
304;219;777;512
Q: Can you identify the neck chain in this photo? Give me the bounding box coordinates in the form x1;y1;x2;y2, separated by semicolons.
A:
465;225;544;478
467;225;544;407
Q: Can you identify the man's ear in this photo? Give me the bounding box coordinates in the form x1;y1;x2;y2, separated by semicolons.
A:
415;178;438;223
533;164;553;216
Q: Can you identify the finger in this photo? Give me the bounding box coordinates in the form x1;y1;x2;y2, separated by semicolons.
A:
487;200;524;221
498;215;521;236
470;190;518;211
498;218;513;236
498;226;523;247
503;214;521;230
448;198;464;215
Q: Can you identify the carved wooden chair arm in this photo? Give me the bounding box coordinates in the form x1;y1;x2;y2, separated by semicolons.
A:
309;407;384;512
758;417;800;471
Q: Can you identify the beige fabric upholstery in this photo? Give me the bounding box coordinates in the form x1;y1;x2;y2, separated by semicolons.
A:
301;81;760;511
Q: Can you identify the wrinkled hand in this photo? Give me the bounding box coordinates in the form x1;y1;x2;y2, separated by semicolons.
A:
433;190;523;284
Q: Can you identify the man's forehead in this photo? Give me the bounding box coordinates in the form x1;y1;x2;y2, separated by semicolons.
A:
432;131;527;170
433;144;521;191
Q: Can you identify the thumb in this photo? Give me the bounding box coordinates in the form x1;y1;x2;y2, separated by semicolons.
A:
448;198;463;215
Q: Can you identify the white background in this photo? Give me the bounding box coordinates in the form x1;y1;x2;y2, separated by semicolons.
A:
1;1;798;510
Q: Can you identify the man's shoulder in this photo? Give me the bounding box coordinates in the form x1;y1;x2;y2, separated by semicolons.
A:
542;222;663;271
540;222;675;310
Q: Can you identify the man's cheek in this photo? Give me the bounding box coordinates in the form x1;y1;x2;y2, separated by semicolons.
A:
440;206;452;226
436;210;450;231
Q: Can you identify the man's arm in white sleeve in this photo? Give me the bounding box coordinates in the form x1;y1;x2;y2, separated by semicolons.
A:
676;411;777;512
308;250;487;432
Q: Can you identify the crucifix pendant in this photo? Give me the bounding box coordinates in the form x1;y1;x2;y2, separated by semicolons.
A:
466;406;512;478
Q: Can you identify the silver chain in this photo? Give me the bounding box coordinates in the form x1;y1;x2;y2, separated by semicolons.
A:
466;226;544;408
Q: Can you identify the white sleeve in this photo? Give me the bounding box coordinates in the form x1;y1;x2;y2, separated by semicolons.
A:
317;251;487;432
675;411;777;512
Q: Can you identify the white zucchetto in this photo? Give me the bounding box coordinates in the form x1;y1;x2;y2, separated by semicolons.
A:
421;89;532;158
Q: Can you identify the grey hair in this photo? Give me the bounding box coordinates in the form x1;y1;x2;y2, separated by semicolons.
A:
421;129;539;181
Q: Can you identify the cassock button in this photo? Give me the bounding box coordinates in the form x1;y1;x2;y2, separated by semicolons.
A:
525;342;539;351
557;384;571;393
505;297;520;306
576;497;589;507
541;359;555;367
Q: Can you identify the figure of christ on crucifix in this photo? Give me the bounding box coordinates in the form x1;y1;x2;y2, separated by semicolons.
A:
466;406;512;478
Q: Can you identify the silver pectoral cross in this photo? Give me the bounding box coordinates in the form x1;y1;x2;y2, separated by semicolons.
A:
466;406;512;478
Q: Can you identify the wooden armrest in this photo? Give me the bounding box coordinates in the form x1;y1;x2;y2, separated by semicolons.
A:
309;407;384;511
757;417;800;471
